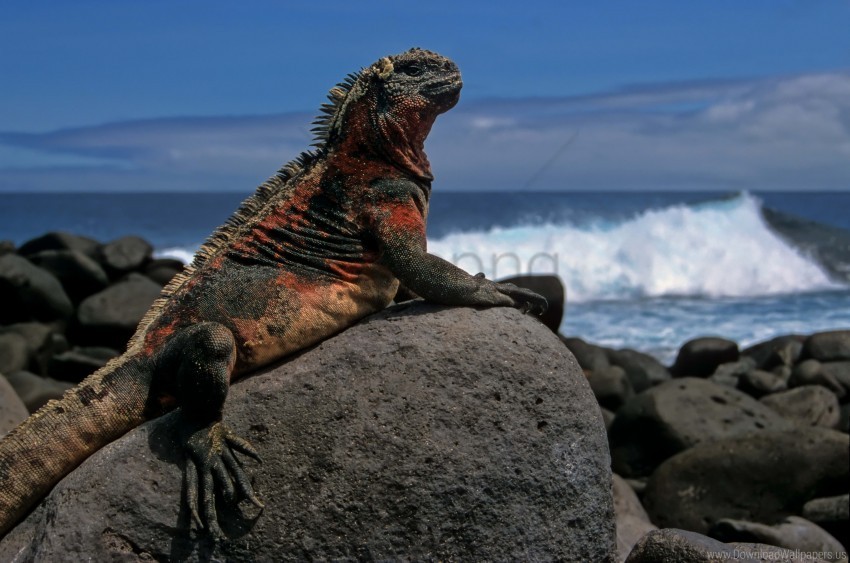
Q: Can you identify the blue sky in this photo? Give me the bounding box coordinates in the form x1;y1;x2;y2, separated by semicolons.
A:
1;1;849;191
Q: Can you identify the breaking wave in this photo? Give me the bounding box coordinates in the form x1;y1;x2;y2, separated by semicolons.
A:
427;192;844;303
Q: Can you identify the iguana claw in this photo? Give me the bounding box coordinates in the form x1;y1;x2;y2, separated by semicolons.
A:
182;420;263;538
494;282;549;316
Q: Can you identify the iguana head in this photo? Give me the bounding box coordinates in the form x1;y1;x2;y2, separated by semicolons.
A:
312;48;462;181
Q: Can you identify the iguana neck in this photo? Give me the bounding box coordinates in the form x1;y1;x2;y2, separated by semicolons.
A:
332;93;435;182
374;108;435;182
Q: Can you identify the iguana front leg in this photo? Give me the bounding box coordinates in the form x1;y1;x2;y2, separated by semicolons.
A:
155;322;263;538
387;249;547;313
369;180;547;314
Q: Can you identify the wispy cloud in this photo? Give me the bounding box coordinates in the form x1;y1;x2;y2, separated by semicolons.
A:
1;71;848;192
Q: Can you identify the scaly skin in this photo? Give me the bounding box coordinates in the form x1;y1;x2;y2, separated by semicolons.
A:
0;48;547;538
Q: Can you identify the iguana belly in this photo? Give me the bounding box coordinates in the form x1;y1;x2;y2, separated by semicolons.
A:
141;250;399;377
229;262;398;373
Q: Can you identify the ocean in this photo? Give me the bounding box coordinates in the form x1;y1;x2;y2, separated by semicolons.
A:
2;190;849;364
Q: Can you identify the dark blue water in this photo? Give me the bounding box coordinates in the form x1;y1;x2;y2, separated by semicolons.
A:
1;191;849;246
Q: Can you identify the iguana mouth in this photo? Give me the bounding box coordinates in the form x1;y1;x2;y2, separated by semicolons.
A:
427;79;463;95
424;76;463;108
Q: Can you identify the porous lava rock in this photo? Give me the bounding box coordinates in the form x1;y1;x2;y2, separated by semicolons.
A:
608;378;791;477
0;304;616;562
642;427;849;534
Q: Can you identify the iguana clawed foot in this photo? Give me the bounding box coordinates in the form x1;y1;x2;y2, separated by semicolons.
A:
181;419;263;539
473;273;549;316
496;282;548;315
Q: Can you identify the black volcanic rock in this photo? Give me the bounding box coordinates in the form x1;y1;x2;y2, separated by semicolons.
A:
17;231;100;260
805;330;850;362
0;254;73;323
790;359;846;399
642;427;849;534
561;336;610;373
761;206;850;284
803;494;850;550
587;365;634;411
75;273;162;348
28;249;109;304
736;369;787;398
613;473;656;562
760;385;841;428
0;322;69;376
47;346;120;383
607;348;670;392
709;357;757;388
99;236;153;277
3;370;73;413
625;528;813;562
710;516;846;557
609;378;791;477
497;274;565;333
0;333;29;376
0;376;28;435
742;334;805;370
671;337;739;377
144;258;185;286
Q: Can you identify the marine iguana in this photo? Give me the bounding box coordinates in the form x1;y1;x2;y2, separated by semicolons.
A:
0;48;547;538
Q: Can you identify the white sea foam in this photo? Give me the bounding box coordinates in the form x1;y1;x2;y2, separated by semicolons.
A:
155;247;197;264
428;193;841;303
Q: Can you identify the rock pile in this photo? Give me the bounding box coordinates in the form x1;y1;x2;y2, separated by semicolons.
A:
0;232;181;416
569;332;850;561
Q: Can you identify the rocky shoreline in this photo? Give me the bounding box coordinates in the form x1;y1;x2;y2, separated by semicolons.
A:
0;231;848;561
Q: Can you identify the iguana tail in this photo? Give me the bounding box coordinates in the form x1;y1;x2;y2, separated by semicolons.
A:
0;353;152;536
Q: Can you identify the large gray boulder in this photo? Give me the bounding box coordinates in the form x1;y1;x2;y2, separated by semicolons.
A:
0;254;73;323
17;232;100;260
790;359;846;398
642;427;849;534
497;274;565;334
625;528;823;562
0;333;29;375
709;516;846;558
760;385;841;428
613;474;656;563
0;304;616;562
742;334;804;371
670;337;739;377
804;330;850;362
99;235;153;277
802;494;850;551
28;249;110;303
608;378;792;477
75;273;162;348
607;348;669;392
0;375;28;436
0;322;68;375
3;370;73;413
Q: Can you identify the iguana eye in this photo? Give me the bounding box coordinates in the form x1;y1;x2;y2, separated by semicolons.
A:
402;64;423;77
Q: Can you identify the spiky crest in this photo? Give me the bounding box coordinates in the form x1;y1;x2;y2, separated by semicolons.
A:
309;69;367;148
